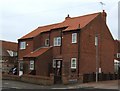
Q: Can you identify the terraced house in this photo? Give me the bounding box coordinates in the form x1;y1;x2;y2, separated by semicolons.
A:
18;10;115;84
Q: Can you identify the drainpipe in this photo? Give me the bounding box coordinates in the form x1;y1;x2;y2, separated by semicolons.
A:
60;30;62;55
77;24;81;77
49;31;51;47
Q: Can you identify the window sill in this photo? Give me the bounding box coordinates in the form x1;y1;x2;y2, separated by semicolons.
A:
72;42;77;44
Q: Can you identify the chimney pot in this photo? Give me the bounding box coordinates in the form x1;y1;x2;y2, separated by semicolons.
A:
65;14;71;20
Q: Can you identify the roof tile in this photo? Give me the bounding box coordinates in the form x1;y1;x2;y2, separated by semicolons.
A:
24;47;51;58
20;12;100;39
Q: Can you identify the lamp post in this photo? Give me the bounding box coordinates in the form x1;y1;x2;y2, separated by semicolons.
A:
95;34;98;83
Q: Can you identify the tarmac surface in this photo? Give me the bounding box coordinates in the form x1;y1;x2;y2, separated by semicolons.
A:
1;80;120;91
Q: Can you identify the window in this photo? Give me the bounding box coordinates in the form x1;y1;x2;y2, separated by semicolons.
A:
45;39;49;46
30;60;34;70
54;37;61;46
71;58;77;69
20;41;26;49
117;53;120;58
53;60;61;68
7;50;14;57
72;33;77;43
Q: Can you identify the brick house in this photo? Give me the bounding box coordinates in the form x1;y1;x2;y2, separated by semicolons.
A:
0;40;18;73
18;10;115;83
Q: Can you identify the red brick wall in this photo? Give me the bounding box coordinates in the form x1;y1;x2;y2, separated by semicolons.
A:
35;48;53;76
18;39;33;60
62;31;79;77
50;29;62;57
33;32;50;50
79;14;114;74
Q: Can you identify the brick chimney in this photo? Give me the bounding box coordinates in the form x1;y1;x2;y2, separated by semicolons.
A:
101;10;107;22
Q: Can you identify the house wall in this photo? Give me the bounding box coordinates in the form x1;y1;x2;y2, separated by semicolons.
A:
62;31;79;78
18;39;33;60
79;14;114;74
35;48;53;76
50;29;62;58
33;32;50;50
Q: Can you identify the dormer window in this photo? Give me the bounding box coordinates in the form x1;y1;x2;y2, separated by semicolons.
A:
20;41;26;49
45;39;49;46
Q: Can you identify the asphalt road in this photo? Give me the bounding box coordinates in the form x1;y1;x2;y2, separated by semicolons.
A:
1;80;119;91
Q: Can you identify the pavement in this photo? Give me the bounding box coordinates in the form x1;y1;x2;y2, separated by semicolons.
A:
1;80;120;90
73;80;119;89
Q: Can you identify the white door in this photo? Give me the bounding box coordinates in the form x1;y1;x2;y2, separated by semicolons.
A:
19;62;23;76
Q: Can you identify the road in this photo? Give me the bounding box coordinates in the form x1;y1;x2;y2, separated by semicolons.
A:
1;80;119;91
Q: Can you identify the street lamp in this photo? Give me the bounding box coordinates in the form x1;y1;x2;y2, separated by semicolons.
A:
95;34;98;83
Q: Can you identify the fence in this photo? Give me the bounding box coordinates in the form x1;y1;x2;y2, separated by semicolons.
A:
83;72;119;83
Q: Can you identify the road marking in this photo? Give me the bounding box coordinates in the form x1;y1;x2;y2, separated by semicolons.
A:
4;83;9;85
11;87;20;89
51;88;68;89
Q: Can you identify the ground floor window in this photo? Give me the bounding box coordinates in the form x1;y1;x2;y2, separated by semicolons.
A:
53;59;61;68
30;60;34;70
71;58;77;69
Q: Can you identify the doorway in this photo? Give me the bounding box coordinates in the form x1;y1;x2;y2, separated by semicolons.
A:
53;59;62;84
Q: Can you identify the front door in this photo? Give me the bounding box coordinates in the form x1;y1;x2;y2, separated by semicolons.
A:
53;60;62;84
19;62;23;76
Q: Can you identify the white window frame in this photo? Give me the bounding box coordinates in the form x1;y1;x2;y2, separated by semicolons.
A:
45;39;49;46
72;33;77;43
53;60;56;68
117;53;120;58
71;58;77;69
20;41;26;49
7;50;14;57
30;60;34;70
54;37;61;46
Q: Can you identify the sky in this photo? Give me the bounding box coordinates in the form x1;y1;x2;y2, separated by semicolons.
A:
0;0;119;42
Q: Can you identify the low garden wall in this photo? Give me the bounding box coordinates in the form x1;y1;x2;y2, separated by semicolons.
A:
2;73;21;81
21;74;54;85
2;73;54;85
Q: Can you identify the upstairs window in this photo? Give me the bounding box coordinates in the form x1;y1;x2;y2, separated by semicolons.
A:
71;58;77;69
54;37;61;46
20;41;26;49
72;33;77;43
45;39;49;46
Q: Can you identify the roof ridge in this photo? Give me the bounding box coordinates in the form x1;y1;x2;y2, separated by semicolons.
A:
64;12;100;21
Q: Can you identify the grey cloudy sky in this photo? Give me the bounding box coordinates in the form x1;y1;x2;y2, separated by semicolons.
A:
0;0;119;42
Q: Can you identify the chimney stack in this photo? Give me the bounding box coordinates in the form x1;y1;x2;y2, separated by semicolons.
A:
102;10;107;22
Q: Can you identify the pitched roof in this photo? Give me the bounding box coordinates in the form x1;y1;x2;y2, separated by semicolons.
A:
24;47;51;58
20;12;100;40
0;40;18;51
